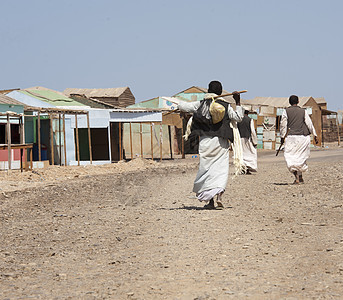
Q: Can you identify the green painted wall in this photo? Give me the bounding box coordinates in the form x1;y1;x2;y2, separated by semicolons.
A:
128;98;159;109
0;104;24;114
174;92;205;102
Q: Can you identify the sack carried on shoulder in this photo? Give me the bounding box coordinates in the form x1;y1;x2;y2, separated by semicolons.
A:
209;98;225;124
193;97;226;125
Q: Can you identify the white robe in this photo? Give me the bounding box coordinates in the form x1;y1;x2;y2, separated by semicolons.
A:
280;109;317;173
241;118;258;171
178;94;244;201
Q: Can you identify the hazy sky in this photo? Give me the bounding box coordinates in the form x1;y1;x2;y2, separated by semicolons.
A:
1;0;342;111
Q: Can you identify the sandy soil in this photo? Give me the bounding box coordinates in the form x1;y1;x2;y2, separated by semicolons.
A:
1;147;343;299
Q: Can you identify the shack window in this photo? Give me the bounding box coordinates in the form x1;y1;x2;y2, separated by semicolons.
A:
0;124;20;144
76;128;109;161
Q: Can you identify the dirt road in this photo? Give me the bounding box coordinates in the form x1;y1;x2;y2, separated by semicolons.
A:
1;147;343;299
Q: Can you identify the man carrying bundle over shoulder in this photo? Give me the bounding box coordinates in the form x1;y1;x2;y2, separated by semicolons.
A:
178;80;244;209
280;95;318;184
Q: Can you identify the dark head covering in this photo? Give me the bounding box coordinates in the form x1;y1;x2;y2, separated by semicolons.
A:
208;81;222;96
289;95;299;105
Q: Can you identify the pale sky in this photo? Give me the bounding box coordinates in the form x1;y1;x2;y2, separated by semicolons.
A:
1;0;342;111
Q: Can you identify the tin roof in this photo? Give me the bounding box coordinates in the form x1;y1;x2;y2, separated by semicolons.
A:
21;86;87;107
64;87;129;98
0;94;25;106
241;96;317;108
314;97;327;105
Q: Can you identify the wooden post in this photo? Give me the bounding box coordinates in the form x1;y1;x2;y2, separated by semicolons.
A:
24;144;28;171
140;122;143;158
30;146;33;170
150;123;154;160
20;115;24;144
337;114;341;146
181;118;185;159
6;114;11;171
59;114;62;166
129;122;133;160
321;113;324;147
119;122;122;161
38;111;41;161
50;114;54;165
168;125;173;159
63;114;67;166
87;112;92;164
20;148;23;172
160;123;163;161
19;117;23;172
75;114;80;166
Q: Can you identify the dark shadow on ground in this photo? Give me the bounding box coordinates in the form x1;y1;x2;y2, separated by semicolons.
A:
158;206;204;211
158;206;233;211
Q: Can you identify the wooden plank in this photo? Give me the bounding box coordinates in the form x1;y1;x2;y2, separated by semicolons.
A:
7;114;11;170
181;118;185;159
0;111;21;117
75;114;80;166
63;114;67;166
168;125;173;159
20;116;24;144
150;123;154;160
140;122;143;158
30;147;33;170
20;148;23;172
119;122;122;160
337;117;341;146
38;111;41;161
50;114;54;165
24;144;28;171
19;116;23;172
59;114;62;166
87;112;92;164
321;113;324;147
129;123;133;160
160;123;162;161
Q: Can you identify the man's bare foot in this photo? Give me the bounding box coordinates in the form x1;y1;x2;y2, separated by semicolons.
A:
293;171;300;184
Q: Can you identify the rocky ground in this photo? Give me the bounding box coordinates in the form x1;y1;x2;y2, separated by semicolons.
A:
0;147;343;299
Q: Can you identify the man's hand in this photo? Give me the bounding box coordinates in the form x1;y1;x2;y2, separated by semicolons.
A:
314;136;319;144
281;137;285;145
180;111;187;119
232;91;240;105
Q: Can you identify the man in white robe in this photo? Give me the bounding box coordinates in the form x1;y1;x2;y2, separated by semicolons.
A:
280;95;318;184
178;81;244;209
237;109;258;174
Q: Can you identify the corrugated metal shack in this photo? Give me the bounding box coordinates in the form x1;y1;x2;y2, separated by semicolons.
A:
0;94;25;170
64;87;135;108
321;109;342;145
127;97;184;158
5;88;166;166
6;87;92;166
